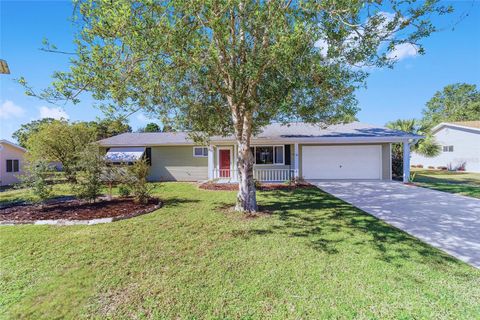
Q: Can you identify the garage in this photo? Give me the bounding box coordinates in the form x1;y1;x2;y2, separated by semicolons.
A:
302;145;382;179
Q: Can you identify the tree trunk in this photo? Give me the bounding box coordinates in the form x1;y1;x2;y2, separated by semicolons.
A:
235;141;258;212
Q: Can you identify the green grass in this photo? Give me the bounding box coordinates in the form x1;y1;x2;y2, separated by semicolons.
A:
1;183;479;319
412;169;480;199
0;184;73;205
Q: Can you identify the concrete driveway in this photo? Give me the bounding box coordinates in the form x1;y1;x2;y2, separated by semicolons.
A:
310;180;480;268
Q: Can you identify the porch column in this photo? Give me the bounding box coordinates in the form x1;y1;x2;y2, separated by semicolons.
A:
403;140;411;183
207;145;214;180
294;143;299;178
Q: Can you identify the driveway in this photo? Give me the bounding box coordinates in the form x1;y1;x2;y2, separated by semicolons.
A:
310;180;480;268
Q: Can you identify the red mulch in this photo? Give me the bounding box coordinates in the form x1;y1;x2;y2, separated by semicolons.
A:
0;197;161;221
199;182;313;191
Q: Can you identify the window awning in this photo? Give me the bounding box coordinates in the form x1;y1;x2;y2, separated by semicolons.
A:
105;147;146;163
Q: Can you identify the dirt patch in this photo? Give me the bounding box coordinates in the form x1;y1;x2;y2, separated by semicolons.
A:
200;181;313;191
0;197;161;222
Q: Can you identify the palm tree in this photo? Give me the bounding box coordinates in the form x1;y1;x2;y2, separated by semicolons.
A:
386;119;440;178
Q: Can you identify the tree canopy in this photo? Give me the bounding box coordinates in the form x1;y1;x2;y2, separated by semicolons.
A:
140;122;161;133
12;118;56;148
421;83;480;130
86;118;132;140
20;0;452;212
26;120;97;182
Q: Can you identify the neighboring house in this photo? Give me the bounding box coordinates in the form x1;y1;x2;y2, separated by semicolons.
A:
0;140;26;186
411;121;480;173
98;122;419;183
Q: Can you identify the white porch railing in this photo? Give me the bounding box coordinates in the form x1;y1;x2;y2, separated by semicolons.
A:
212;168;297;182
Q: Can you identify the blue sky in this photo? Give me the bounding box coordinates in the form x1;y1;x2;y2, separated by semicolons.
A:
1;0;479;141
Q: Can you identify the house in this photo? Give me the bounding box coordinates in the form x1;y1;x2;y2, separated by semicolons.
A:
0;140;26;186
411;121;480;173
98;122;420;183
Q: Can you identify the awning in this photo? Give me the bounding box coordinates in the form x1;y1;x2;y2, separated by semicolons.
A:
105;147;145;163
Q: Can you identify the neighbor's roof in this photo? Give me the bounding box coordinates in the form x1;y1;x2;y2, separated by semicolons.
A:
97;121;420;147
0;139;27;152
432;121;480;133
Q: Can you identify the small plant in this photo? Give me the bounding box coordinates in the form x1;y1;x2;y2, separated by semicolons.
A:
73;145;105;202
409;171;417;183
428;166;435;169
118;184;131;197
129;159;152;204
253;179;261;189
21;159;54;205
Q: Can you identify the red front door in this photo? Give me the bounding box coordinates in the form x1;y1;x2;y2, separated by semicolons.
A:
219;149;231;177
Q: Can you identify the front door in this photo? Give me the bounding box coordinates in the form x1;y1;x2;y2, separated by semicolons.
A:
219;149;231;177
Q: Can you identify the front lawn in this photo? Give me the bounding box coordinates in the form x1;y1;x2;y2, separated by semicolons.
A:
412;169;480;199
1;183;479;319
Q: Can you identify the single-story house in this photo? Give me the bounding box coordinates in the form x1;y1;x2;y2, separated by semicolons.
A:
0;139;26;186
98;122;419;183
411;121;480;173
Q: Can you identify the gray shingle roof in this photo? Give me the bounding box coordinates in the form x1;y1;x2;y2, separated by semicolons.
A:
97;122;420;147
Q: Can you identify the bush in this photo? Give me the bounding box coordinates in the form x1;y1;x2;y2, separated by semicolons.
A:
417;164;423;168
437;166;448;171
428;166;435;169
73;145;105;202
21;159;54;204
118;184;131;197
129;159;152;204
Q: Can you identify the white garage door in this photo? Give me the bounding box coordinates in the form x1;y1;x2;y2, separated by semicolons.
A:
302;145;382;179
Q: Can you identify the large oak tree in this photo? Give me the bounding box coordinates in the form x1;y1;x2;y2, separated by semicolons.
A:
21;0;451;212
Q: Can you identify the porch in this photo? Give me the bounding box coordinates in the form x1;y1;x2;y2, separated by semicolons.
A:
207;144;299;183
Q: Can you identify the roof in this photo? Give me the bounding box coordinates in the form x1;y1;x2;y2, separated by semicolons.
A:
0;139;27;152
449;121;480;129
97;121;421;147
432;121;480;133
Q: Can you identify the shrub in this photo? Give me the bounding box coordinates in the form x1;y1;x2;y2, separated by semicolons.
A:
118;184;131;197
21;159;54;204
129;159;152;204
428;166;435;169
437;166;448;171
417;164;423;168
73;145;105;202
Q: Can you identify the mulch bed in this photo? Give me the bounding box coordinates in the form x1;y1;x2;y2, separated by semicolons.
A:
199;181;313;191
0;197;161;222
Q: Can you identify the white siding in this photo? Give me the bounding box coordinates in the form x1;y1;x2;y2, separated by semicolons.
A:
411;126;480;172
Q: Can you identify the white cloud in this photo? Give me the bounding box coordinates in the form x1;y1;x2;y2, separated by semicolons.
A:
0;100;25;119
387;43;419;61
39;106;69;120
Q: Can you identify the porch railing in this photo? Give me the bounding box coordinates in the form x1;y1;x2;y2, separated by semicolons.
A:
212;168;298;182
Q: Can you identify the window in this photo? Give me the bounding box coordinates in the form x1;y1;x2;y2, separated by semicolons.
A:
193;147;208;157
442;145;454;152
6;159;19;173
250;146;284;165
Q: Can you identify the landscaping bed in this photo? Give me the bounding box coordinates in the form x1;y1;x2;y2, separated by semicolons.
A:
199;181;313;191
0;197;161;222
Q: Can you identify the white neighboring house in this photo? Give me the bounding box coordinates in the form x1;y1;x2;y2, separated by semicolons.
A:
411;121;480;173
0;140;27;186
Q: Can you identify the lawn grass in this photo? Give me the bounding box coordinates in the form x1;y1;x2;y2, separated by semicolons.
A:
0;184;72;205
1;183;479;319
412;168;480;199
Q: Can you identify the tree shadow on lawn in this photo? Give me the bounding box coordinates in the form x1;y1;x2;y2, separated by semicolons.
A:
230;188;462;269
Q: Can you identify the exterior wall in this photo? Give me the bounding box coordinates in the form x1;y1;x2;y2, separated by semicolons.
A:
213;144;295;171
148;146;208;181
298;143;391;180
411;126;480;172
0;143;26;186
